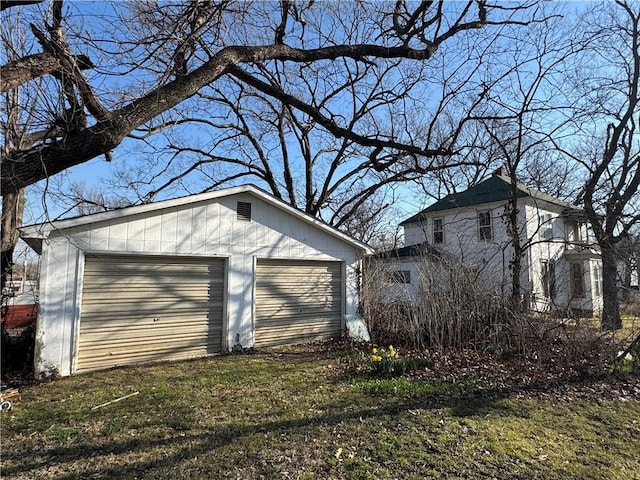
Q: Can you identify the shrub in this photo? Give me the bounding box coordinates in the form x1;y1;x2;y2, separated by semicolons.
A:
362;257;516;351
362;256;631;375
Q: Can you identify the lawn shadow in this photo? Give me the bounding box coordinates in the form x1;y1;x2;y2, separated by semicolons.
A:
5;345;638;479
5;381;542;479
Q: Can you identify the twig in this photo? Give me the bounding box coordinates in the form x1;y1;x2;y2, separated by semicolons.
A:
91;391;139;411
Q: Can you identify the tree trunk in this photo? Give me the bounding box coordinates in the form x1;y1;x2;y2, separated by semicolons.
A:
1;189;26;296
600;244;622;330
506;175;524;311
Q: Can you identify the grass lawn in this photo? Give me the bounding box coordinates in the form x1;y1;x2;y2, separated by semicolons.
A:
2;346;639;480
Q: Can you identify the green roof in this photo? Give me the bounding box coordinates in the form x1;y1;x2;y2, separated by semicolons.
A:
400;174;582;226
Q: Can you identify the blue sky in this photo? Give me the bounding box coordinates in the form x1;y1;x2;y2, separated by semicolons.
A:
13;1;598;234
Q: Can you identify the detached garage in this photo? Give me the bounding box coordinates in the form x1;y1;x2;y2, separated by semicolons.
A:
20;185;372;377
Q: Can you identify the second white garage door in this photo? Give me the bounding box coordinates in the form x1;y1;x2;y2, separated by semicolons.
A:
255;259;343;347
78;255;225;372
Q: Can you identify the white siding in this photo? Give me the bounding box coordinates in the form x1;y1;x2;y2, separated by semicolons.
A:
34;192;365;376
403;202;517;293
403;223;427;246
395;198;602;314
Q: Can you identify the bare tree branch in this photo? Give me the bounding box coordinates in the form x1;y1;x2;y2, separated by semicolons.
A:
2;41;462;193
0;52;93;92
0;0;43;12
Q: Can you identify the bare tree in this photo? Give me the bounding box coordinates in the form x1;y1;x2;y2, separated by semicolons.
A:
1;3;83;294
414;9;578;308
481;18;577;306
1;1;548;277
55;1;548;239
568;0;640;330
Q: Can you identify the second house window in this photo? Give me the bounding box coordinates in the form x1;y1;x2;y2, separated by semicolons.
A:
433;218;444;244
478;211;493;241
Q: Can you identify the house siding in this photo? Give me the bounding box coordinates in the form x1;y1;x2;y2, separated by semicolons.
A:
32;191;366;376
386;191;602;316
403;201;524;294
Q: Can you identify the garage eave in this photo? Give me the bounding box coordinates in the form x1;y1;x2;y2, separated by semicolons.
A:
21;237;43;255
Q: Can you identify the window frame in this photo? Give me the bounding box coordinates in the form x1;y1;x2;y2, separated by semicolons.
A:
540;213;554;240
478;211;493;241
571;262;585;298
388;270;411;284
540;259;556;299
593;264;602;297
566;220;582;243
433;217;444;245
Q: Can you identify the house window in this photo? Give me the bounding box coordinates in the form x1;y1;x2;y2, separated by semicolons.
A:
388;270;411;284
571;262;585;298
541;260;556;299
236;201;252;221
540;213;553;240
478;211;492;241
433;218;444;244
567;220;582;243
594;265;602;297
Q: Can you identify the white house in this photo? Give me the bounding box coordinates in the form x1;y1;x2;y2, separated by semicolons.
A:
375;171;603;315
20;185;373;377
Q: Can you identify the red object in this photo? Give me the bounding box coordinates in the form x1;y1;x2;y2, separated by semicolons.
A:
1;304;38;329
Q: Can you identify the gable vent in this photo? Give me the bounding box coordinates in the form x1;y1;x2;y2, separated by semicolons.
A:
237;201;252;221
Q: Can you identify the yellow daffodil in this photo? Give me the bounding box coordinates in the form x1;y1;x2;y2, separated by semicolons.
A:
372;348;378;354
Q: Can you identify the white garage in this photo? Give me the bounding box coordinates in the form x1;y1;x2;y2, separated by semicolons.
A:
20;185;372;376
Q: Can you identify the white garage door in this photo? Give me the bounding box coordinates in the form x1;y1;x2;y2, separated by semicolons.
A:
78;255;225;372
255;259;343;347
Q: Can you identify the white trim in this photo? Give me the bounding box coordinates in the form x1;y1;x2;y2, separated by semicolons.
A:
341;260;347;332
70;249;85;375
221;257;230;352
432;217;444;245
250;255;257;348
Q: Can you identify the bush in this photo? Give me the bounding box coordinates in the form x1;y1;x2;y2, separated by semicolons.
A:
363;258;516;351
362;257;628;375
